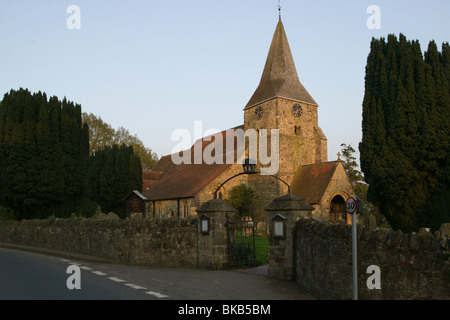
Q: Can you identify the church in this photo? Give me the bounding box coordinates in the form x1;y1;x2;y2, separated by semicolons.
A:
139;17;355;225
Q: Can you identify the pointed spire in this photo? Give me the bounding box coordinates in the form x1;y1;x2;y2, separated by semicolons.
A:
244;19;318;109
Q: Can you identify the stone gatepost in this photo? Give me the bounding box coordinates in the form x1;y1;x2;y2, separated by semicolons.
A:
196;198;237;270
265;194;315;281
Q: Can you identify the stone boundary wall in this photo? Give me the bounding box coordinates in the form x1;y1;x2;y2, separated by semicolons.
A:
0;216;199;267
295;218;450;300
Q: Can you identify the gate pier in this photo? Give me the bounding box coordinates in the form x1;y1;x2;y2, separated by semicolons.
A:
196;198;236;269
265;194;314;281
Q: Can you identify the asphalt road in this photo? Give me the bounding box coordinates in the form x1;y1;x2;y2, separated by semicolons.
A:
0;248;154;300
0;247;316;300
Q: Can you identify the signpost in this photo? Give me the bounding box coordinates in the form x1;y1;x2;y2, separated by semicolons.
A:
346;196;358;300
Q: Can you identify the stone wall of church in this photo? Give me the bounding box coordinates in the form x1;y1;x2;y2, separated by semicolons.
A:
149;198;195;219
244;98;323;171
276;98;319;167
317;162;356;222
314;126;328;163
248;174;285;223
196;162;245;206
242;97;328;222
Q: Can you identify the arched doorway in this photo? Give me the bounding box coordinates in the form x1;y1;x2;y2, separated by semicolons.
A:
329;195;347;223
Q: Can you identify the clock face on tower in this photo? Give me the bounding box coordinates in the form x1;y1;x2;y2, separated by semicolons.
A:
254;105;263;120
292;103;303;118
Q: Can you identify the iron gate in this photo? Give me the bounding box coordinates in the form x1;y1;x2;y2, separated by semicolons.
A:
226;213;256;268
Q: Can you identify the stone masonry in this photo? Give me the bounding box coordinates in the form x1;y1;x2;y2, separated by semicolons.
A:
293;218;450;299
265;194;315;281
0;198;236;270
196;198;237;269
0;215;198;267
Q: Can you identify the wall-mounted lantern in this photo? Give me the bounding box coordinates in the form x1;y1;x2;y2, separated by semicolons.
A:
272;214;286;239
200;214;210;235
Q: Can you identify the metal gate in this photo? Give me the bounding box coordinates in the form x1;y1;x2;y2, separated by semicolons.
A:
226;213;256;268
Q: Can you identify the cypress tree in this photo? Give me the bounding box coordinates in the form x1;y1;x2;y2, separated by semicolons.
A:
0;89;90;219
360;35;450;232
86;144;142;217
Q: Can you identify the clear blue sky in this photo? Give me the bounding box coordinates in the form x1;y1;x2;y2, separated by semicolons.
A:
1;1;449;163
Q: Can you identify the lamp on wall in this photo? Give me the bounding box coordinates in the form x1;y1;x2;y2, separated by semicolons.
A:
200;214;210;235
272;214;286;239
242;158;257;174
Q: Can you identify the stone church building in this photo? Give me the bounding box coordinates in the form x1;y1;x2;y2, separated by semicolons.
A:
140;18;355;225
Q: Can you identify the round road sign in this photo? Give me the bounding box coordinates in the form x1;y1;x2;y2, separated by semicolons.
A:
346;197;358;215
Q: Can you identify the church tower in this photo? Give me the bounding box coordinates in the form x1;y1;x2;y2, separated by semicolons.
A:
244;18;327;184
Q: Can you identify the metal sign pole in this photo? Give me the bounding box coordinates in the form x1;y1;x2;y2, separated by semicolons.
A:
352;213;358;300
346;196;358;300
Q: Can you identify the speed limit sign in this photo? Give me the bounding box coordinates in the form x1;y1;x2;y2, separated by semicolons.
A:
346;197;358;215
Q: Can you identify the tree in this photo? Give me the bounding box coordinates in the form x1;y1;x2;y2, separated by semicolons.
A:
225;184;255;217
340;143;387;227
81;112;115;154
340;143;364;187
82;113;158;170
0;89;90;219
113;126;158;170
87;144;143;218
359;35;450;232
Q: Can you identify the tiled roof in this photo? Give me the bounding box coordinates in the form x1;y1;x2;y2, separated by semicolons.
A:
244;19;317;109
291;161;338;204
143;125;244;201
143;171;162;180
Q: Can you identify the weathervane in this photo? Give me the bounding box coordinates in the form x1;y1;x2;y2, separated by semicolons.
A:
278;0;282;20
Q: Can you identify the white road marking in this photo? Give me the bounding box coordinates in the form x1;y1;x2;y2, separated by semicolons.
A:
145;291;169;298
108;277;126;283
58;258;166;298
80;266;92;271
125;283;147;290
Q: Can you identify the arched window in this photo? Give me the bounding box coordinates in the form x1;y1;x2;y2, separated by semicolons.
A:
330;195;347;223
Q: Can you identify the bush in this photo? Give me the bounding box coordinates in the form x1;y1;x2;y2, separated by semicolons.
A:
0;206;16;220
232;243;255;267
225;184;255;217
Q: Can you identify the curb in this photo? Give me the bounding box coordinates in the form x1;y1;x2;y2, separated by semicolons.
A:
0;242;112;264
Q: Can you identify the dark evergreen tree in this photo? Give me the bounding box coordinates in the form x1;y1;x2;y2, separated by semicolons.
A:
0;89;90;219
360;35;450;232
87;144;142;218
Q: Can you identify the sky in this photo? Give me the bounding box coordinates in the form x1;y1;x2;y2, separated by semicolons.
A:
1;0;449;164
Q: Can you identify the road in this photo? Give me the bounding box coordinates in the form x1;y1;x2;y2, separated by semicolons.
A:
0;247;316;300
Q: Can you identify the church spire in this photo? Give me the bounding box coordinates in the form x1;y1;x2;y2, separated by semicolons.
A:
244;19;318;109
